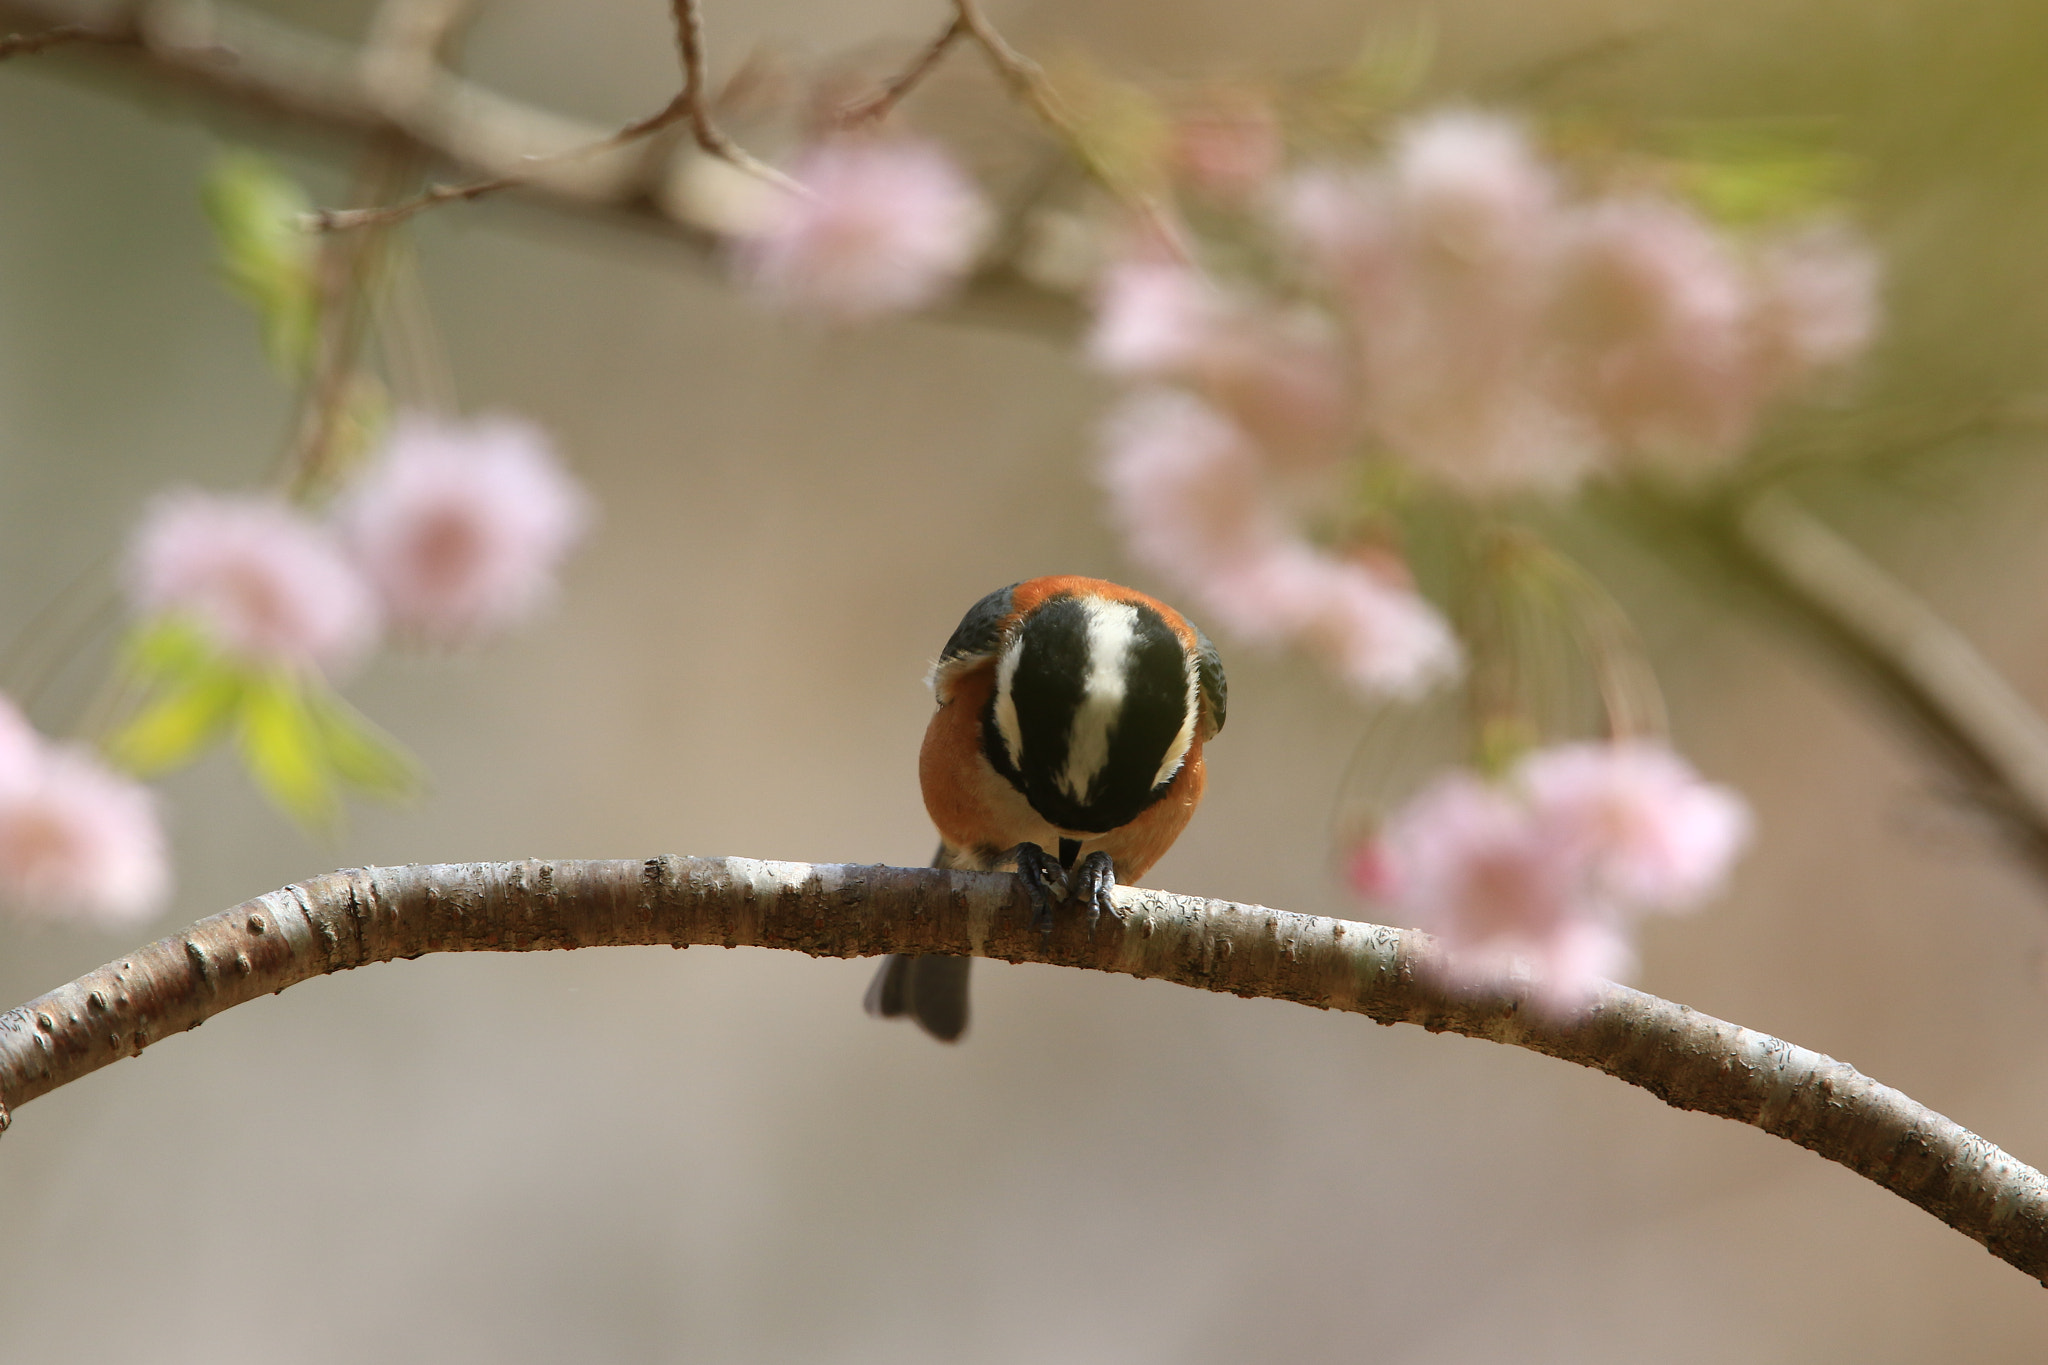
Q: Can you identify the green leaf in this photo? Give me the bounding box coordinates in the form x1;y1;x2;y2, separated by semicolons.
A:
203;151;319;372
1657;122;1859;226
232;673;424;832
122;617;220;683
237;673;341;832
307;689;423;803
108;671;245;776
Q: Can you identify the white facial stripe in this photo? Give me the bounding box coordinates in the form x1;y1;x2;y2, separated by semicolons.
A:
1057;599;1141;802
1150;652;1200;792
993;636;1026;772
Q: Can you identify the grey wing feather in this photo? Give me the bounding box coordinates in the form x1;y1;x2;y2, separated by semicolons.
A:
936;584;1019;667
1193;625;1227;740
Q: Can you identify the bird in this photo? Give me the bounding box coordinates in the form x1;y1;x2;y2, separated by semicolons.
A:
865;576;1227;1042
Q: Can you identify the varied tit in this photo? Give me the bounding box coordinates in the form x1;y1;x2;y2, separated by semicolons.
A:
866;576;1227;1042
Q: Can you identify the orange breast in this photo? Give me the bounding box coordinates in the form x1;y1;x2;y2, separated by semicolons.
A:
919;661;1007;856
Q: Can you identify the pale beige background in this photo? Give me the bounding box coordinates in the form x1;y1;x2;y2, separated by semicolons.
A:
2;0;2048;1359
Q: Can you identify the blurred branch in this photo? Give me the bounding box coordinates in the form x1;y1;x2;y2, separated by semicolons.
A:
953;0;1074;140
309;0;793;232
660;0;789;188
0;0;1074;324
1666;489;2048;886
0;19;108;57
2;855;2045;1283
286;144;415;492
949;0;1186;260
0;0;711;235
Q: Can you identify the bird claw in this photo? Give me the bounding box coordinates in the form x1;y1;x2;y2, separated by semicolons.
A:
1010;844;1121;938
1010;843;1068;937
1071;851;1120;933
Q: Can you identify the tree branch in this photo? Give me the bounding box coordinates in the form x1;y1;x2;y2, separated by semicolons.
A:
0;19;107;57
0;0;1071;323
0;0;720;245
0;855;2043;1283
309;0;794;232
834;14;965;128
1653;488;2048;888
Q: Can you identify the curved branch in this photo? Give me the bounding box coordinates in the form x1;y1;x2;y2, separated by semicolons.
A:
0;856;2043;1284
1619;486;2048;888
1727;492;2048;878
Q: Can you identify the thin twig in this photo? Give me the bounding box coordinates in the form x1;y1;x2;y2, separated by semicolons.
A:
1;856;2045;1284
835;15;966;127
951;0;1076;142
306;172;521;233
307;83;692;233
0;0;1074;316
308;0;798;233
665;0;797;190
286;144;418;494
947;0;1188;261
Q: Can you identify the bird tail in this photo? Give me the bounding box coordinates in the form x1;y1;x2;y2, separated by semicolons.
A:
863;844;972;1042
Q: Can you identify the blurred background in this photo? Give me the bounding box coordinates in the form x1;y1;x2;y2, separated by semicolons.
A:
4;0;2048;1358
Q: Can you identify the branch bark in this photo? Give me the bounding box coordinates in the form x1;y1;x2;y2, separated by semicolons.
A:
0;855;2043;1284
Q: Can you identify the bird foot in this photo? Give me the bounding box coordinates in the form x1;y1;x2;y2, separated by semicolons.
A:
1071;851;1121;933
1009;842;1068;937
1009;844;1121;937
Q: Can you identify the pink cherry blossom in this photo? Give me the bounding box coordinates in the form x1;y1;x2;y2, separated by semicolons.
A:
1519;739;1751;911
1265;113;1883;493
1199;541;1460;699
339;413;593;645
1555;197;1760;468
1389;111;1561;272
1276;159;1593;490
1169;94;1283;202
1098;391;1459;699
127;491;380;674
1362;741;1751;1012
1751;223;1881;384
0;742;168;928
1373;769;1614;1007
1272;165;1398;294
1191;310;1355;468
1352;115;1600;492
1091;256;1354;465
1098;389;1276;572
731;136;992;321
1087;258;1231;378
0;693;40;785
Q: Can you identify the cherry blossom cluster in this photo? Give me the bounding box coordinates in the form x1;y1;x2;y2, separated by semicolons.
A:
128;412;593;676
725;137;992;324
0;411;593;930
0;696;166;928
1351;739;1751;1011
1093;110;1879;695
